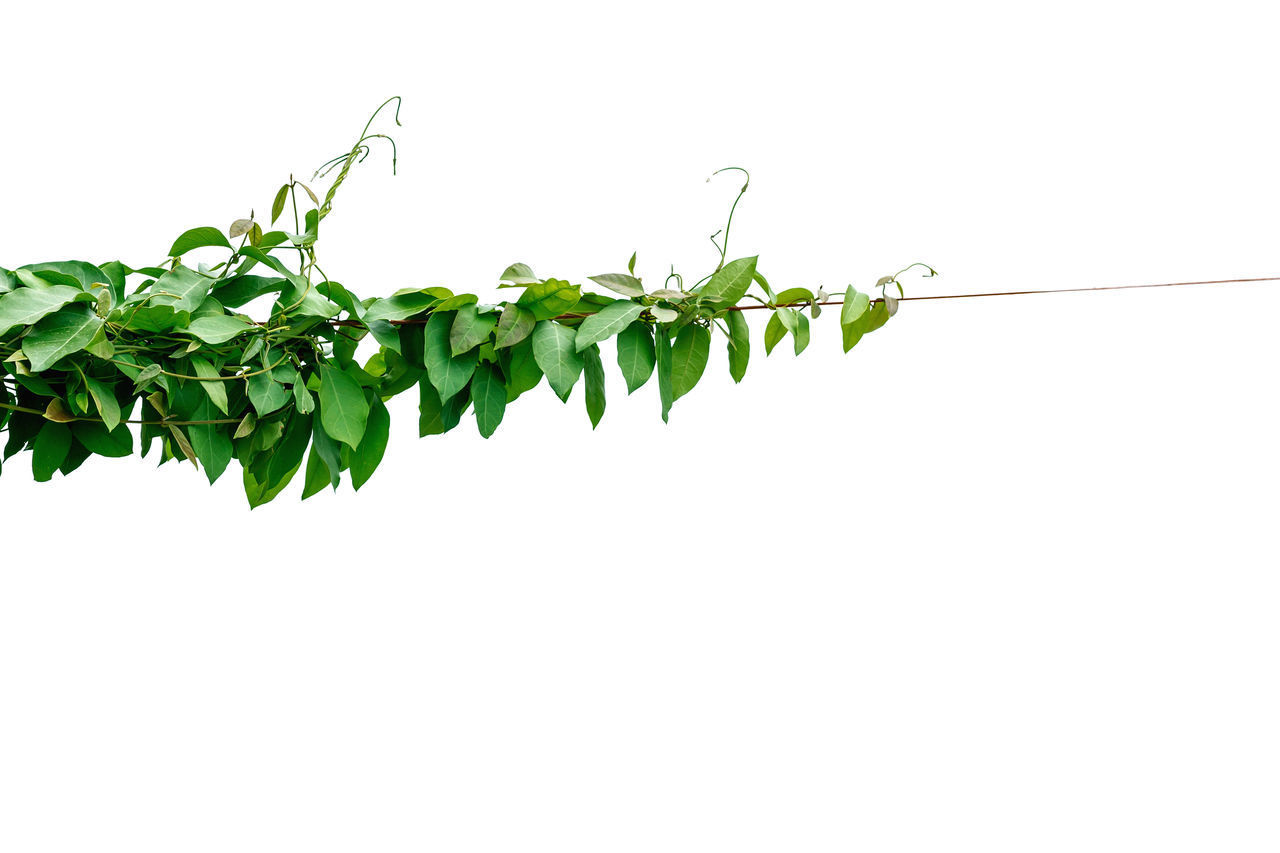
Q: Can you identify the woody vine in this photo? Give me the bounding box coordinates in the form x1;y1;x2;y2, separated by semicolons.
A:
0;98;935;506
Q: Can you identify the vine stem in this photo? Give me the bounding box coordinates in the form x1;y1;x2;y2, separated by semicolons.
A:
0;401;239;426
317;274;1280;328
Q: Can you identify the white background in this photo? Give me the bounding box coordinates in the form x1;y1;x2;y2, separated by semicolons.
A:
2;1;1279;850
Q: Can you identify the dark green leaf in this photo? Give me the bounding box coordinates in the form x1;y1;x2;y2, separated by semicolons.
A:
184;399;232;483
471;362;507;439
656;325;674;423
302;447;332;499
502;337;543;402
418;378;468;436
351;395;390;489
727;310;750;383
582;343;606;429
71;421;133;458
169;227;232;257
671;325;711;401
318;363;370;449
31;423;71;481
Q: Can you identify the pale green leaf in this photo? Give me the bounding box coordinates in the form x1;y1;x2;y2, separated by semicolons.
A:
532;320;584;402
616;321;655;394
588;273;644;298
186;315;254;344
0;285;83;337
493;303;535;349
575;300;644;352
24;304;105;372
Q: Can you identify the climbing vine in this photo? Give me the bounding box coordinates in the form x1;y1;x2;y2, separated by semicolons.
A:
0;98;935;506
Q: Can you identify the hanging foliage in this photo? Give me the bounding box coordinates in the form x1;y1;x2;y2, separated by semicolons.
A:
0;98;935;505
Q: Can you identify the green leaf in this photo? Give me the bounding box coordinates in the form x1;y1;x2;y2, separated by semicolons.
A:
499;262;538;285
0;285;84;337
532;320;585;402
493;303;535;349
574;300;644;352
189;357;229;415
71;421;133;458
656;325;674;423
418;378;468;436
764;312;787;355
151;266;214;315
293;378;315;415
616;321;656;394
24;304;105;372
184;398;231;483
670;325;711;401
866;301;891;333
588;273;644;298
318;363;371;449
271;184;290;225
247;369;290;416
133;363;163;391
790;310;811;355
21;261;112;292
502;337;543;402
726;310;750;383
351;395;390;489
699;256;758;305
302;447;332;499
234;411;257;440
841;287;870;326
32;423;71;481
582;343;606;429
186;315;254;344
169;226;232;257
471;362;507;439
841;287;872;353
363;288;448;324
774;286;814;306
449;304;498;356
517;279;580;320
424;311;478;401
83;375;121;431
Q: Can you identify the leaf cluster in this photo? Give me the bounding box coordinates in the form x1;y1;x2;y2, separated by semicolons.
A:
0;100;933;505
